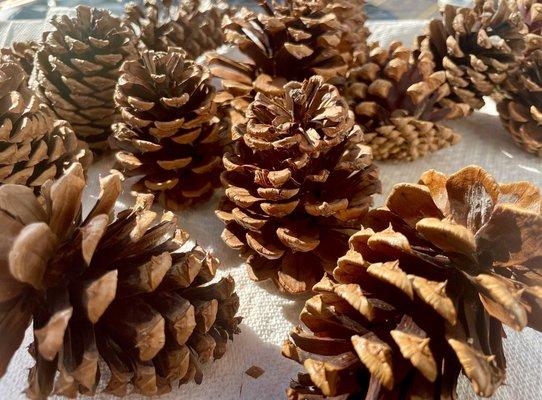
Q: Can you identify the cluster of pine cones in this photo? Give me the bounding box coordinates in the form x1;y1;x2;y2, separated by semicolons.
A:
0;0;540;399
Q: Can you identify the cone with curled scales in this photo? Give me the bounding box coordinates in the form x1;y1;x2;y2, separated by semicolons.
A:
283;166;542;399
515;0;542;51
345;42;463;161
415;0;525;111
216;76;380;294
112;48;229;210
0;163;241;398
0;41;38;76
125;0;231;59
0;58;90;191
497;49;542;157
208;0;349;126
35;6;134;151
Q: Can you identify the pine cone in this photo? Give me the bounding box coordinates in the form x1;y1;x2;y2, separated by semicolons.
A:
35;6;134;151
345;42;462;161
0;163;241;398
516;0;542;47
125;0;231;59
497;49;542;156
112;49;228;210
415;0;525;110
283;166;542;398
0;41;38;76
0;58;90;191
208;0;348;126
216;76;380;294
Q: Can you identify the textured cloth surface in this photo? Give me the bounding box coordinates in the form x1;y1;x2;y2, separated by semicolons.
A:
0;16;541;400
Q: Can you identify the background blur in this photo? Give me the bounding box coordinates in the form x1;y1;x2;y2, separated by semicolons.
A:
0;0;448;21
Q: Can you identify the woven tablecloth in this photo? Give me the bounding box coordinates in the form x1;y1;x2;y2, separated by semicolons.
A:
0;13;541;400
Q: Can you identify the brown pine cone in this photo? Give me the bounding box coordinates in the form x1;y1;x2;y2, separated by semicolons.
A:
497;49;542;157
112;49;228;210
415;0;525;110
345;42;463;161
208;0;348;126
0;58;90;191
216;76;380;294
0;163;241;398
125;0;231;59
283;166;542;399
516;0;542;48
0;41;38;76
35;6;134;151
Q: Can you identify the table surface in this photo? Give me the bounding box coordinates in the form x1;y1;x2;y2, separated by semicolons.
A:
0;12;541;400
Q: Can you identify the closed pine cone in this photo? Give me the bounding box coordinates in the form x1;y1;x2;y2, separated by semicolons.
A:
35;6;134;151
0;58;90;191
125;0;231;59
0;163;241;398
208;0;348;126
0;41;38;76
497;49;542;157
415;0;525;110
283;166;542;399
216;76;380;294
112;49;228;210
345;42;462;161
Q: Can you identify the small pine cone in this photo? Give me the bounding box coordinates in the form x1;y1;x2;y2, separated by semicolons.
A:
0;163;242;398
497;49;542;157
216;76;380;294
283;166;542;399
208;0;348;126
112;49;228;210
125;0;231;59
35;6;134;151
0;59;90;191
515;0;542;51
0;41;38;76
415;0;525;110
345;42;462;161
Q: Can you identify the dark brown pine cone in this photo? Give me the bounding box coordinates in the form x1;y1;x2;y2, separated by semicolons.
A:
0;58;90;191
0;41;38;76
216;75;380;294
345;41;463;161
125;0;231;59
112;48;229;210
415;0;525;111
208;0;348;126
497;49;542;157
283;166;542;399
35;6;134;151
0;163;241;398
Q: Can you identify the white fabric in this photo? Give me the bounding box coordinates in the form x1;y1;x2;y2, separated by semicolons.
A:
0;15;541;400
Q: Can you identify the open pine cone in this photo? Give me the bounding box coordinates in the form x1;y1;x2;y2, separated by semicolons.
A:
35;6;134;151
0;58;90;191
0;163;241;398
112;48;228;210
345;42;462;161
497;49;542;156
125;0;231;59
415;0;525;110
283;166;542;399
516;0;542;51
216;76;380;294
208;0;348;125
0;41;38;76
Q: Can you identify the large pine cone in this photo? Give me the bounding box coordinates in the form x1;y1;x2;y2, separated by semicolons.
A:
0;41;38;76
0;163;241;398
345;42;462;161
35;6;134;151
112;49;228;210
283;166;542;399
216;76;380;294
415;0;525;110
497;49;542;157
0;59;89;191
125;0;231;59
208;0;348;126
